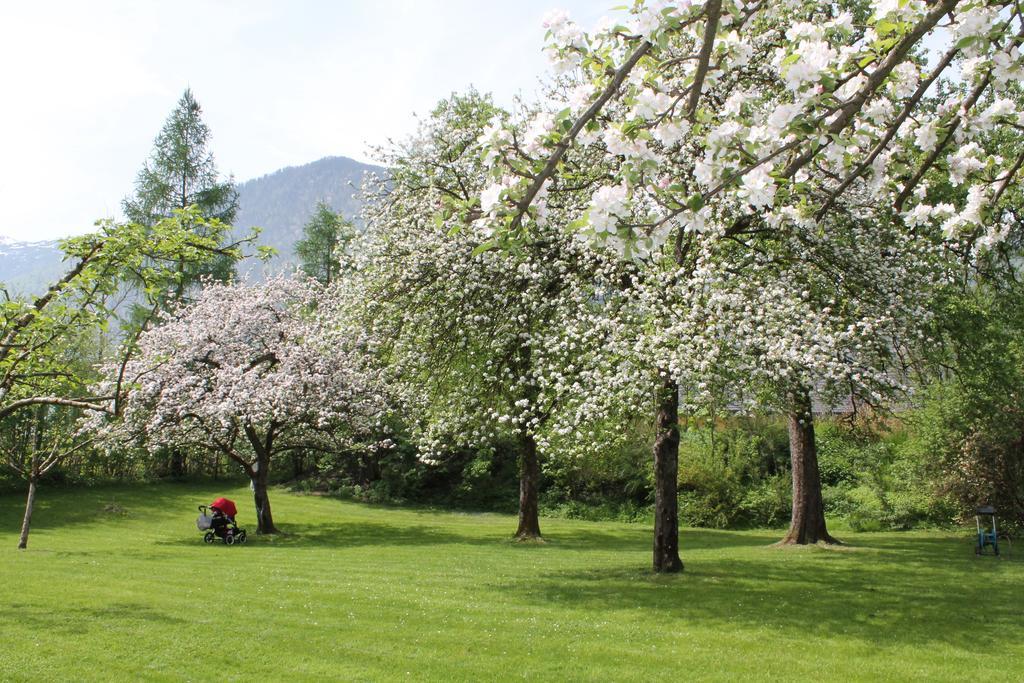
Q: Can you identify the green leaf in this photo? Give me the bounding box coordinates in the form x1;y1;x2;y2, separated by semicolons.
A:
876;19;898;37
955;35;979;50
471;241;498;257
567;212;591;232
686;193;704;211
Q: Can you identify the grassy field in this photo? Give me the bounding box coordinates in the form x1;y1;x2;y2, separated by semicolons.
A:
0;483;1022;682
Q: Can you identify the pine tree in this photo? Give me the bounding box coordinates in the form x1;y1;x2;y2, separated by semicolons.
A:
294;202;355;286
123;89;239;285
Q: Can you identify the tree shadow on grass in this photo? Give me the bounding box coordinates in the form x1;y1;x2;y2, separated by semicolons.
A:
0;602;186;634
156;520;505;550
154;520;781;554
855;532;1023;564
547;526;774;553
0;482;251;534
491;534;1024;652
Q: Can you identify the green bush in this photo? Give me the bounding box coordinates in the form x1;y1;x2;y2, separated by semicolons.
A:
541;418;653;511
676;418;790;528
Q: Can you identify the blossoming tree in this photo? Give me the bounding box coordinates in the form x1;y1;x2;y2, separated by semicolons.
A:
91;277;389;534
347;91;637;540
461;0;1024;566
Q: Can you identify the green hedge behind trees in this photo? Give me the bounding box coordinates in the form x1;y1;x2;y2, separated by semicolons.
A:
13;402;1018;534
276;413;988;531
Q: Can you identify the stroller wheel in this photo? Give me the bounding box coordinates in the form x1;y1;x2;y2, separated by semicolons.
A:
204;531;215;544
236;531;247;544
225;533;235;546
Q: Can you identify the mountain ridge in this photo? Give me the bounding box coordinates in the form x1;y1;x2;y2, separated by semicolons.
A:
0;155;383;293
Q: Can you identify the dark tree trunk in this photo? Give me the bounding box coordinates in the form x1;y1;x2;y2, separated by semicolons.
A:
169;448;185;478
251;462;278;535
18;474;37;550
652;375;684;573
780;390;838;545
515;431;542;540
292;451;304;479
242;424;280;534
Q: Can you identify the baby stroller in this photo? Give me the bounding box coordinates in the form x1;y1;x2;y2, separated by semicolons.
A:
196;497;247;545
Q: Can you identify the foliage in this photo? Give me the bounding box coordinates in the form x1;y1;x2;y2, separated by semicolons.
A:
677;418;791;528
907;382;1024;534
294;202;356;285
122;89;241;289
668;417;951;531
816;421;951;531
123;89;238;227
541;417;653;515
0;209;250;425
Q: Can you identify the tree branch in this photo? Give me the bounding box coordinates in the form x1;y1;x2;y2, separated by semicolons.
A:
686;0;722;119
509;40;653;231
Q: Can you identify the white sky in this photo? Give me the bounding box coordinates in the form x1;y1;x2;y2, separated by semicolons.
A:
0;1;608;241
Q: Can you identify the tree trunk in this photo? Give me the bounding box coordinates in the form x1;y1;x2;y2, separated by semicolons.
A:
242;424;280;534
652;375;684;573
18;475;38;550
780;390;838;545
251;461;278;535
514;431;542;540
169;448;185;478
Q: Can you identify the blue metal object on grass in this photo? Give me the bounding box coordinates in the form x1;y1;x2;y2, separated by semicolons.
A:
975;505;999;556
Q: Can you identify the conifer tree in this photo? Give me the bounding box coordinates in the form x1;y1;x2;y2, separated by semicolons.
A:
123;89;239;286
295;202;355;286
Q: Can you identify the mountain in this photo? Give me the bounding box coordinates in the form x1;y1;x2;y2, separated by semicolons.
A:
233;155;385;279
0;237;66;296
0;156;384;294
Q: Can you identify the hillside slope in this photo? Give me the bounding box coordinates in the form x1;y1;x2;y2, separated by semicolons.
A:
0;156;384;293
234;155;383;278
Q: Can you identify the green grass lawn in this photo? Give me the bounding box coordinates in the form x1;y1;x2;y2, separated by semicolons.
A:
0;483;1021;682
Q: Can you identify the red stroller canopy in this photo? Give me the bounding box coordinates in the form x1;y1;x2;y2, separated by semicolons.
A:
210;497;237;518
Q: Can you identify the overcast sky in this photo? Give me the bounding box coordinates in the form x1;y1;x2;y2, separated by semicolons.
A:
0;1;609;241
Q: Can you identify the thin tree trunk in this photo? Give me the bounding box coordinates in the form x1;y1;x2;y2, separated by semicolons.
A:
652;375;684;572
18;411;45;550
515;431;543;540
18;474;38;550
780;390;838;545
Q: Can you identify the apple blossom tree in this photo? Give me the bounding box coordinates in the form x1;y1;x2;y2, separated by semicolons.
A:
346;91;639;540
456;0;1024;564
89;276;390;534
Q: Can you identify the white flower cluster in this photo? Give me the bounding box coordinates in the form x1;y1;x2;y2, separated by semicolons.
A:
89;276;391;471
